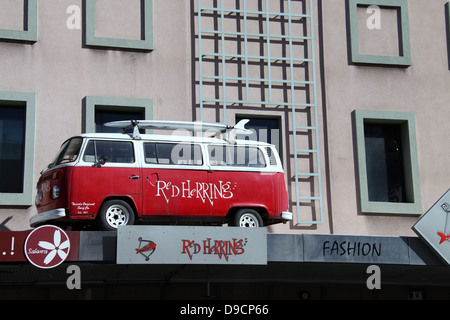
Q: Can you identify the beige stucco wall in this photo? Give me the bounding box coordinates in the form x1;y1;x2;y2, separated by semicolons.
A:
320;0;450;236
0;0;192;230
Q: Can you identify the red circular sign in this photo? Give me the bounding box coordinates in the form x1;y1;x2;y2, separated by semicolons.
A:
24;225;70;269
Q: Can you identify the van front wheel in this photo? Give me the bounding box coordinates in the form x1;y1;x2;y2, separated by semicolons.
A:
232;209;263;227
98;200;135;231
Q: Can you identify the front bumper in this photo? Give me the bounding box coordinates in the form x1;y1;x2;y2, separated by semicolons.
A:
29;208;66;228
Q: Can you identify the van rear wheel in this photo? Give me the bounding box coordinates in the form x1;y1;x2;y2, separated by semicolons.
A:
232;209;263;227
98;200;135;231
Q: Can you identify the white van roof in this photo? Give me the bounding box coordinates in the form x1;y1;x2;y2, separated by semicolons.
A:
73;119;273;147
74;132;273;147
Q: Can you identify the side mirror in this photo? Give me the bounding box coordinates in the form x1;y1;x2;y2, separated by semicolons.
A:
95;155;108;167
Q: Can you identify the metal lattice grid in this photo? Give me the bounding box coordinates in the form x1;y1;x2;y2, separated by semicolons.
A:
195;0;323;224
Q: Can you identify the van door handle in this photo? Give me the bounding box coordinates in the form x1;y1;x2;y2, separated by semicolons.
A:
129;175;140;179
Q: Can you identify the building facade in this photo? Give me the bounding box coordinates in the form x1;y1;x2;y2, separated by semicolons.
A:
0;0;449;300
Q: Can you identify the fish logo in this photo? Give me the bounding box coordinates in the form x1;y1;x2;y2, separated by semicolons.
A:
437;232;450;245
136;237;156;261
437;203;450;245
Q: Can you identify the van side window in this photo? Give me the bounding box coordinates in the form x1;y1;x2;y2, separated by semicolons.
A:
144;142;203;165
83;140;135;163
208;145;266;167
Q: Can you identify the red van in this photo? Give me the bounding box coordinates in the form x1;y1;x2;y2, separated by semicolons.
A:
30;120;292;231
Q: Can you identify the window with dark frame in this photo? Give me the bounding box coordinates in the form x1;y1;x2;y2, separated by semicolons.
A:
0;105;25;193
364;122;407;203
235;116;281;156
95;109;144;134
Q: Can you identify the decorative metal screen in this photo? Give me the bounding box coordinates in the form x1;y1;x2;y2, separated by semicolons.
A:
195;0;323;224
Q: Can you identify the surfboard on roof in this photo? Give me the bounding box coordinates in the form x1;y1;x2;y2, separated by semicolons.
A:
104;119;252;139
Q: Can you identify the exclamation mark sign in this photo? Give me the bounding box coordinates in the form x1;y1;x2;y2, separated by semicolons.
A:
10;237;14;256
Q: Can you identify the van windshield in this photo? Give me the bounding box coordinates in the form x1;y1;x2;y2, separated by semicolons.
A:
48;137;83;168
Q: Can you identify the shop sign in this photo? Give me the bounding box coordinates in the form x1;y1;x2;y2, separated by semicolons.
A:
116;225;267;265
0;227;79;264
0;231;29;262
24;225;73;269
412;189;450;265
303;234;410;264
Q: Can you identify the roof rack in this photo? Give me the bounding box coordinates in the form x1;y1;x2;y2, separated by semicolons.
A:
104;119;252;142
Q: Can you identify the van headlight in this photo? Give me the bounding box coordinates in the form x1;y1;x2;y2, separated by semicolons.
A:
35;189;43;205
52;185;60;199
